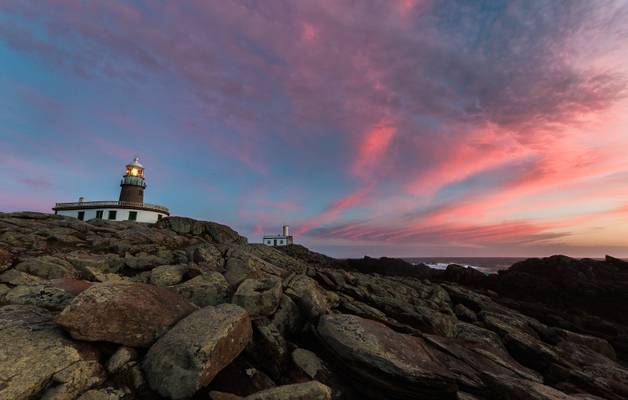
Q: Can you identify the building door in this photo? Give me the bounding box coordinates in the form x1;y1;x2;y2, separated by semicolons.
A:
273;239;277;246
77;211;85;221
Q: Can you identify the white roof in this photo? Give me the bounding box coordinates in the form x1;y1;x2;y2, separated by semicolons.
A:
127;157;143;168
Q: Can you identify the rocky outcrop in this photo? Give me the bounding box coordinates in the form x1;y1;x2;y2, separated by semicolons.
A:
2;212;628;400
316;313;459;399
0;305;103;400
172;272;230;307
156;216;247;245
56;282;196;347
245;381;333;400
143;304;252;399
233;276;283;317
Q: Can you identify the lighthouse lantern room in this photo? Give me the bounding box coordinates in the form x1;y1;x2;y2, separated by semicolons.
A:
53;157;169;223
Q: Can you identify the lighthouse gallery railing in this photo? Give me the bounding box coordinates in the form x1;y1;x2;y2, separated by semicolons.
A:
54;200;169;213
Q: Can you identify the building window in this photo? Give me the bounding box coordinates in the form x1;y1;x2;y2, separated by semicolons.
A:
128;211;138;221
77;211;85;221
96;210;103;219
108;210;117;220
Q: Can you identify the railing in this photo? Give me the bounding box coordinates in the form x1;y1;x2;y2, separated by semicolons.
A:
54;200;169;213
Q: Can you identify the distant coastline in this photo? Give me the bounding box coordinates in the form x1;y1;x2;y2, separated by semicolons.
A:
406;257;533;273
405;257;627;274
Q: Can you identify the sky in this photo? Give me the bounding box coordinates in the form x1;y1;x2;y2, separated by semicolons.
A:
1;0;628;258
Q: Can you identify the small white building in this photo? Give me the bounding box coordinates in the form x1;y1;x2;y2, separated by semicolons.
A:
53;157;170;223
263;225;294;247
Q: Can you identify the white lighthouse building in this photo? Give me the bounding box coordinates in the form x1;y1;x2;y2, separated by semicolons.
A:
53;157;169;223
263;225;294;247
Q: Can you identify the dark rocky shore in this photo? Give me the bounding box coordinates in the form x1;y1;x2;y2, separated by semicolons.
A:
1;212;627;400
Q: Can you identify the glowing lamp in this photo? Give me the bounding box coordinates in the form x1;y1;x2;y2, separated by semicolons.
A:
131;168;138;176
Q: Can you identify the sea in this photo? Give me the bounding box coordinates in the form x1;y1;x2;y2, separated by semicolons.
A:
403;257;526;274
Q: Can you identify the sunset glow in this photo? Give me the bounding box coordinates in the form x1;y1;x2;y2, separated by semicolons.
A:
1;1;628;257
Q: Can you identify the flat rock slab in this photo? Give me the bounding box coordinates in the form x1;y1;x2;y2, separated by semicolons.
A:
143;303;252;399
0;305;102;400
316;313;458;399
245;381;332;400
233;276;282;317
56;282;196;347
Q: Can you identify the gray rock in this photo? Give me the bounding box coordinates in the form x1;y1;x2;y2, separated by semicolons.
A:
39;360;106;400
150;264;187;286
285;274;330;320
316;313;458;399
191;243;224;269
124;253;173;270
270;294;303;337
15;255;79;279
173;272;230;307
0;305;102;400
78;387;127;400
224;251;262;287
5;284;75;310
107;346;139;374
156;216;247;245
56;282;196;347
247;321;289;380
245;381;332;400
143;304;253;399
454;303;478;322
233;276;283;317
0;268;45;285
291;348;327;379
210;392;244;400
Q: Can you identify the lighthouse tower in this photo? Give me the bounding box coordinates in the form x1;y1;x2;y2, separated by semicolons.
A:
53;157;169;223
119;157;146;203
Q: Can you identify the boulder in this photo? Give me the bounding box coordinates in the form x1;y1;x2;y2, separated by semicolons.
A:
246;320;289;380
5;283;75;310
56;282;196;347
210;356;276;396
285;274;330;320
0;305;102;400
143;303;252;399
150;264;187;286
210;392;244;400
233;276;283;317
0;268;45;285
157;216;247;245
270;294;303;337
39;360;106;400
316;313;458;399
123;252;173;271
15;255;79;279
173;272;230;307
443;264;486;285
454;303;478;323
245;381;332;400
106;346;145;391
190;243;224;269
78;387;127;400
291;348;328;380
224;252;262;287
107;346;138;374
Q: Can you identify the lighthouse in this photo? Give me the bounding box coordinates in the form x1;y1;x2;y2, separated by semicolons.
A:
263;225;294;247
53;157;169;223
119;157;146;203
